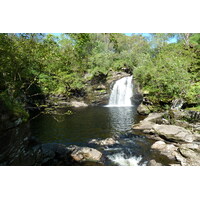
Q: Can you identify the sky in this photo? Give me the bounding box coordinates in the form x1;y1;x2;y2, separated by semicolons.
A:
51;33;177;43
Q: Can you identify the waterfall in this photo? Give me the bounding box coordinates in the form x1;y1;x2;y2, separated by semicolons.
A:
107;76;133;107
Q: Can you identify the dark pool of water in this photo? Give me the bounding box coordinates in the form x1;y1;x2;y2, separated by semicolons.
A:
30;106;172;166
30;106;142;146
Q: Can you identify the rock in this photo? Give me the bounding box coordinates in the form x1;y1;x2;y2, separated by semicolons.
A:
151;141;167;150
148;159;162;166
174;120;190;128
179;143;200;151
168;109;188;120
107;71;130;85
133;121;155;132
70;147;102;162
151;141;177;160
193;123;200;132
178;147;200;166
174;152;187;165
89;138;118;146
137;103;150;115
152;124;194;143
193;133;200;142
170;164;181;166
132;113;164;131
179;147;199;159
70;100;88;107
143;113;165;123
41;143;69;156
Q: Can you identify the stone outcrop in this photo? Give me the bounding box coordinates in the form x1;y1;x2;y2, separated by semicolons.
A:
134;109;200;166
137;103;150;115
152;124;195;143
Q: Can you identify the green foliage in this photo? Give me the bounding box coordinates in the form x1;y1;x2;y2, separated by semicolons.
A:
185;82;200;104
134;43;199;104
0;32;199;117
0;91;29;121
186;105;200;112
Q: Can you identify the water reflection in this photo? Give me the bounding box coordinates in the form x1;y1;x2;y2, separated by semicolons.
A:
108;106;136;134
30;106;139;146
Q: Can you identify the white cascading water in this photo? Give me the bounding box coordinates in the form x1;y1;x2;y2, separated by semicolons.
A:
108;76;133;107
107;153;145;166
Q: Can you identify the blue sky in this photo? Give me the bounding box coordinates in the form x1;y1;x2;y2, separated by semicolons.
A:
51;33;177;43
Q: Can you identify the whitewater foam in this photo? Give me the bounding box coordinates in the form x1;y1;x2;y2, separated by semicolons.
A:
107;153;144;166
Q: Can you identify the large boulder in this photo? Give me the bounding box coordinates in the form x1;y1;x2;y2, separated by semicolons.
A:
152;124;194;143
137;103;150;115
70;146;102;162
151;141;178;160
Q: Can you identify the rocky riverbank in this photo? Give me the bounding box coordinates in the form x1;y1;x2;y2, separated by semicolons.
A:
132;108;200;166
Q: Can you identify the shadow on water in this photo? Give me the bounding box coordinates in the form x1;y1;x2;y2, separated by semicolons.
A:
30;106;140;146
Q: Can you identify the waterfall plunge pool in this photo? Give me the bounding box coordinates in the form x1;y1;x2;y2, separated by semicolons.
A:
30;106;170;166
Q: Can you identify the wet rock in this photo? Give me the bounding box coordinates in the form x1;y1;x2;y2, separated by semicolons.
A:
152;124;194;143
70;146;102;162
41;143;69;156
70;100;88;107
137;103;150;115
89;138;118;146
